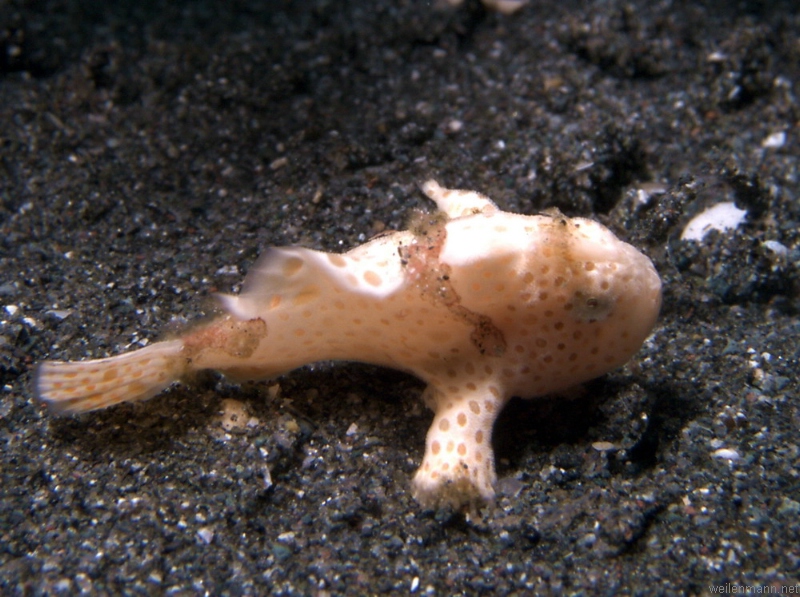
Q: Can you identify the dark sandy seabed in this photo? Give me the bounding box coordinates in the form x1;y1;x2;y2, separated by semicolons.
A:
1;0;799;594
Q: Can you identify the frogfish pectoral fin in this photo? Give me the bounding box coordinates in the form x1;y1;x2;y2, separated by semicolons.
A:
411;381;507;509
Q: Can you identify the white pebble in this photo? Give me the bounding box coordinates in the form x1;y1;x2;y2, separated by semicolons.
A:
217;399;251;431
712;448;741;461
762;240;788;256
447;119;464;133
270;156;289;170
591;441;616;452
761;131;786;148
410;576;420;592
196;527;215;544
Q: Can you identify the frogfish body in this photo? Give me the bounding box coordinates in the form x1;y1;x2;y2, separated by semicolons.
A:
35;181;661;509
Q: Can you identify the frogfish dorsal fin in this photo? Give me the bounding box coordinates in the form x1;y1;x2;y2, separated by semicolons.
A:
217;245;408;320
422;179;499;219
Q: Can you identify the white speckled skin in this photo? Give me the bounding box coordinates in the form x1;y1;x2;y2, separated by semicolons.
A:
35;181;661;510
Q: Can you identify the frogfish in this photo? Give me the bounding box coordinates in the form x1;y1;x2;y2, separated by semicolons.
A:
35;181;662;509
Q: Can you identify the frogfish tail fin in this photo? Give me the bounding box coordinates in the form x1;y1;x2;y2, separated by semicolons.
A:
35;340;186;414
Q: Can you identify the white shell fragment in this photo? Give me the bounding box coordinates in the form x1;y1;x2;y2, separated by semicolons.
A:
680;202;747;241
445;0;527;15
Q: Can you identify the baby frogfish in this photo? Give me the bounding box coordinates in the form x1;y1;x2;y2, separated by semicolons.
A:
35;181;662;510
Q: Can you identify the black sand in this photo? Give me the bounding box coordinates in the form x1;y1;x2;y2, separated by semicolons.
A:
1;0;799;594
